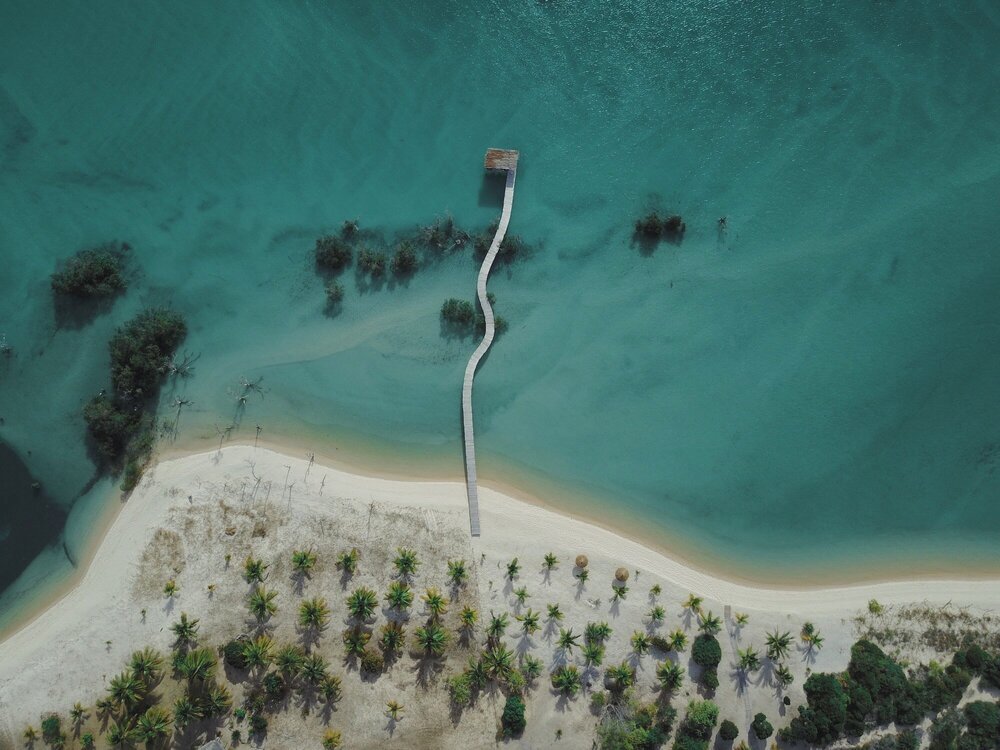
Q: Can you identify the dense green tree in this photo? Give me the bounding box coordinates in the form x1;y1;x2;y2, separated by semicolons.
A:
51;245;127;298
315;235;352;271
782;673;848;745
719;719;739;741
501;694;526;737
751;712;773;740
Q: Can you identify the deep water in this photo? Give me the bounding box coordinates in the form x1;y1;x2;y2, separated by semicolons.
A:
1;0;1000;615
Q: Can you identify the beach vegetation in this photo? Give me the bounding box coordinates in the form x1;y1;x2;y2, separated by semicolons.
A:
682;594;703;614
585;621;613;644
291;548;316;575
391;241;418;276
506;557;521;580
486;612;510;641
335;547;360;575
107;718;139;747
357;247;386;277
108;671;144;709
547;603;564;622
605;662;636;692
666;628;687;651
385;700;404;720
551;665;582;696
322;728;344;749
447;559;468;587
379;622;406;656
360;648;384;675
422;587;448;619
557;628;582;653
172;695;201;726
781;672;848;745
108;308;187;399
393;548;419;579
650;583;662;596
513;586;530;606
346;586;378;621
137;706;172;743
631;631;651;656
40;714;64;746
612;583;629;601
170;612;199;645
734;612;749;627
242;635;274;671
224;638;249;670
649;605;666;624
521;654;543;683
70;702;87;726
583;642;605;667
718;719;739;742
501;694;527;737
81;733;95;749
22;726;37;741
459;605;478;630
342;627;371;658
657;661;684;693
51;243;128;298
737;646;761;673
243;555;268;583
129;646;163;685
414;623;448;657
179;647;216;682
448;673;473;706
516;608;541;635
483;644;515;682
543;552;558;570
597;699;676;750
300;653;328;684
299;597;330;630
765;629;792;660
385;581;414;610
325;280;344;306
315;235;352;271
275;644;305;675
441;298;476;328
320;675;342;703
577;569;590;584
673;699;718;750
774;663;795;688
751;712;773;740
248;587;278;621
697;611;722;635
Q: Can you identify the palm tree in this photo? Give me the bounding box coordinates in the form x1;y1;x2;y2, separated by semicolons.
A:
557;628;581;653
516;608;541;635
414;623;448;657
380;622;406;655
650;584;662;596
275;644;305;676
734;612;749;627
336;547;360;575
172;695;201;727
505;558;520;580
547;603;564;622
346;587;378;621
80;733;95;749
204;683;232;716
582;642;605;667
737;646;761;672
774;663;795;688
108;671;144;709
576;569;589;584
631;631;651;656
248;587;278;621
521;654;543;682
136;707;172;743
808;632;825;652
322;728;343;749
550;665;582;696
23;726;37;741
612;583;629;601
242;635;273;670
291;549;317;575
656;661;684;692
800;621;816;641
543;552;558;570
466;657;489;689
648;605;666;624
243;555;268;584
342;627;371;658
299;597;330;630
512;586;530;606
107;718;138;748
393;548;419;579
483;644;515;681
605;662;635;691
459;606;478;630
698;611;722;635
422;587;448;619
384;581;414;611
300;653;328;684
585;621;612;644
667;628;687;651
129;647;163;685
682;594;703;614
320;675;342;703
70;702;88;726
765;630;792;661
486;612;509;641
447;559;468;587
170;612;199;645
385;701;404;720
163;579;178;597
180;648;216;682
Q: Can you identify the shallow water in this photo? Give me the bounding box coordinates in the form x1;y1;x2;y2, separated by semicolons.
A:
1;0;999;611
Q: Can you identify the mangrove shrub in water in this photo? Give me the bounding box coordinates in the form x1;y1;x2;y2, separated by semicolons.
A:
51;243;128;298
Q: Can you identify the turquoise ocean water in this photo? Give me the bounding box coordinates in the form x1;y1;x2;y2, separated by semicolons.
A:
2;0;1000;626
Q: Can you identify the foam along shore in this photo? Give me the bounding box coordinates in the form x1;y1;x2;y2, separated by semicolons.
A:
1;445;999;747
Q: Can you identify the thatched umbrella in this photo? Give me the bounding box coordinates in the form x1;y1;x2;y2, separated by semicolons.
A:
575;554;589;569
615;567;629;582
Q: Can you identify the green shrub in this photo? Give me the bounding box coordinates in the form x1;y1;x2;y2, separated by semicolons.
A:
700;667;718;690
963;701;1000;747
750;713;773;740
263;672;285;700
40;714;63;744
391;242;418;276
224;639;249;669
501;694;526;737
441;298;475;326
51;245;127;297
357;248;386;276
325;281;344;304
719;719;738;741
691;634;721;669
782;673;848;745
315;235;352;270
360;648;384;674
108;308;187;398
82;397;141;460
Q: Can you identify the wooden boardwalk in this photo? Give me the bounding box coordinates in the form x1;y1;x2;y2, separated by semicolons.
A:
462;158;517;536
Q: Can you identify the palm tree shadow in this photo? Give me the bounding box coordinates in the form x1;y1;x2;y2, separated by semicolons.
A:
610;599;622;619
730;666;750;696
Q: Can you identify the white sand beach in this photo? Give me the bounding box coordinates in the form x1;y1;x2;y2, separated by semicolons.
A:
1;445;998;748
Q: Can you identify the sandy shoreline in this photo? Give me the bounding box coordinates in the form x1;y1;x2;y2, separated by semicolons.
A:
2;445;999;747
4;436;1000;650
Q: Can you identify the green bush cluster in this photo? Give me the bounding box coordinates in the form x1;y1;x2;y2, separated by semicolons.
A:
691;634;721;690
634;212;686;242
51;244;128;298
315;235;352;271
501;694;526;737
440;294;509;337
597;700;676;749
671;700;717;750
783;639;997;746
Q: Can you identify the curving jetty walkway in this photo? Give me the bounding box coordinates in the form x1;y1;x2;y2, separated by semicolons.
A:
462;160;517;536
